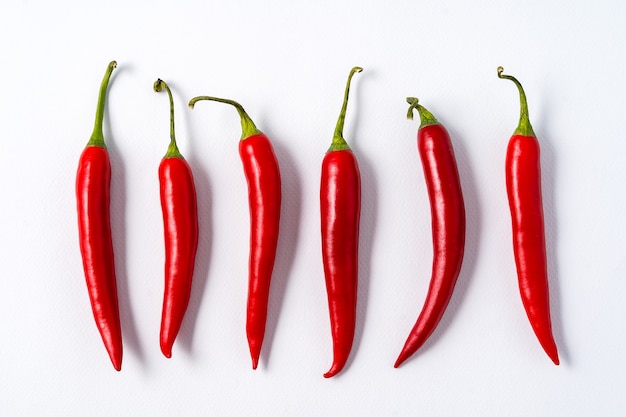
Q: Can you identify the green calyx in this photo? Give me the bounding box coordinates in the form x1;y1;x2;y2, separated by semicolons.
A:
406;97;439;128
154;79;183;159
87;61;117;148
329;66;363;152
188;96;260;141
497;66;536;137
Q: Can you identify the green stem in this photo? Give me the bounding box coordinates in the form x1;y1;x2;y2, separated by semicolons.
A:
154;79;182;158
497;66;536;137
406;97;439;128
87;61;117;147
329;66;363;152
188;96;260;140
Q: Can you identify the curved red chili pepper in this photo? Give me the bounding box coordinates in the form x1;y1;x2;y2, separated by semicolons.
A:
394;98;466;368
76;61;123;371
321;66;362;378
498;67;559;365
189;96;281;370
154;79;199;358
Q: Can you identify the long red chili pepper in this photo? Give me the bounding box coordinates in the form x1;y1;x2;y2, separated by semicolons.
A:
154;79;199;358
189;95;281;370
320;66;362;378
76;60;123;371
498;67;559;365
394;98;466;368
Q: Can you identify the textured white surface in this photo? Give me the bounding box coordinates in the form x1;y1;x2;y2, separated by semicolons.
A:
1;0;625;415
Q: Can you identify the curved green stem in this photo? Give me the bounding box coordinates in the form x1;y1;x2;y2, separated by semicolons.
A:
497;66;536;137
87;61;117;147
406;97;439;129
188;96;260;140
329;66;363;152
154;79;182;158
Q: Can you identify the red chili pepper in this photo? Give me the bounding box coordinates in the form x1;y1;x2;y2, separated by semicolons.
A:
394;98;466;368
497;67;559;365
76;61;122;371
154;79;199;358
320;66;362;378
189;95;281;370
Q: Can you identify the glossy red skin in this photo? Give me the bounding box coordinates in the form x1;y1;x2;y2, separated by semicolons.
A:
320;149;361;378
76;145;122;371
395;123;465;368
159;157;198;358
240;133;282;369
506;134;559;365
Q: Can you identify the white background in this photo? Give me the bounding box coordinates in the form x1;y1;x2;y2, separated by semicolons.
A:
1;0;625;415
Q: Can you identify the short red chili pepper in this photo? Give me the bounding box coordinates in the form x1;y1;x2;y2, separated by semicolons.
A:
394;98;466;368
154;79;199;358
320;66;362;378
498;66;559;365
189;95;281;370
76;60;123;371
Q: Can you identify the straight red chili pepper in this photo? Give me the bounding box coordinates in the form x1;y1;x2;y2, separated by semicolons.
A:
320;66;362;378
189;95;281;370
498;67;559;365
394;98;466;368
76;60;122;371
154;79;199;358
